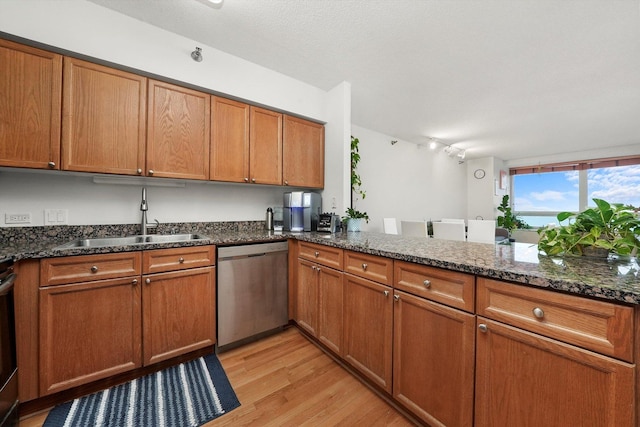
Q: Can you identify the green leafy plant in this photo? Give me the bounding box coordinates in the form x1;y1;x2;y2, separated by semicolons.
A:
350;135;366;202
343;207;369;223
496;195;529;232
537;198;640;256
345;135;368;222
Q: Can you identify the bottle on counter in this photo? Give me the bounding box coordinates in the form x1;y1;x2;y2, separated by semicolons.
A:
265;207;274;230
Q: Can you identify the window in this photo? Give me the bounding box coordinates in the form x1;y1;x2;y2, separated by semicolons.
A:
511;157;640;228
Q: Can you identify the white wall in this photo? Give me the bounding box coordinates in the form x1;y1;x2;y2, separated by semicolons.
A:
0;169;287;226
351;126;467;233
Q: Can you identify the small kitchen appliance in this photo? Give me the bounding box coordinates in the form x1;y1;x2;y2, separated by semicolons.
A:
318;213;341;233
283;192;321;232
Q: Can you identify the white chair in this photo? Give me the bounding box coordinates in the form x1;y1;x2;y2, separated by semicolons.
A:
441;218;465;224
383;218;398;235
401;220;428;237
432;221;466;241
467;219;496;244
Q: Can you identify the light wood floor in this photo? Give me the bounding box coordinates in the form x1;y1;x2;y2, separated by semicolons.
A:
19;327;416;426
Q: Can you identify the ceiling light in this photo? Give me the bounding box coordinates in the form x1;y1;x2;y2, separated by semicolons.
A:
191;47;203;62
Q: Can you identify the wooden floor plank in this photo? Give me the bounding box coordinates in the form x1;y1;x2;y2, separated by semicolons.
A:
19;327;416;426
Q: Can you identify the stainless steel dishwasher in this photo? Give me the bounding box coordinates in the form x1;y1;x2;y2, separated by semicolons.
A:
217;241;288;350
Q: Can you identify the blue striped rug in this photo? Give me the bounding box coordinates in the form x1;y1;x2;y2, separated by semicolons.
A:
43;353;240;427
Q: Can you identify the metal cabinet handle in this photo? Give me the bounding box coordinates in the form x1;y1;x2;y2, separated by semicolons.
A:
178;257;185;264
48;161;56;168
533;307;545;319
423;279;431;288
362;263;368;271
132;279;138;285
478;324;488;333
383;290;389;297
314;251;320;258
317;267;321;273
137;168;142;174
148;169;154;175
311;266;316;271
284;180;289;185
251;178;256;183
90;265;98;273
145;278;151;284
393;294;400;301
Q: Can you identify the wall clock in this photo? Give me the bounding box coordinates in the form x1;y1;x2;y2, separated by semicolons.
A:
474;169;486;179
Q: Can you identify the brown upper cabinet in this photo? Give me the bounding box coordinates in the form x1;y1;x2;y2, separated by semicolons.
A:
0;39;62;170
250;106;283;185
211;102;283;185
147;80;210;180
283;115;325;188
62;57;147;175
210;96;250;183
3;39;324;187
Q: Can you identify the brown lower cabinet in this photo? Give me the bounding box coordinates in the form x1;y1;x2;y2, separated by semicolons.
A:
36;246;216;397
475;317;634;427
343;273;393;393
294;242;637;427
393;290;475;427
296;259;343;355
39;276;142;395
142;266;215;365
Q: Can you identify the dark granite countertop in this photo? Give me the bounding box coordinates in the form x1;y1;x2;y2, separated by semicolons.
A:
2;224;640;305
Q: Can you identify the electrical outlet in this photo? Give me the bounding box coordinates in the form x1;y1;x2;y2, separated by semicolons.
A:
44;209;68;225
5;213;31;224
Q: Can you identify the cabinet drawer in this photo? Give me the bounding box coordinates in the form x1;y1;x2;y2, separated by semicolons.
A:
41;252;142;286
143;245;215;274
298;241;343;270
477;277;634;362
344;251;393;286
394;261;474;312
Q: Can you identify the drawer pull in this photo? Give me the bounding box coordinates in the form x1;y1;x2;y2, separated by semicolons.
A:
48;161;56;168
533;307;545;319
314;251;320;258
478;324;488;333
423;279;431;288
179;257;185;264
383;290;389;297
132;279;138;285
90;265;98;273
393;294;400;301
362;263;368;271
137;168;142;174
244;177;249;182
145;278;151;284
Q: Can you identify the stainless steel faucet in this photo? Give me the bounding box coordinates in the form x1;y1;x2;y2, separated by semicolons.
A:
140;187;159;235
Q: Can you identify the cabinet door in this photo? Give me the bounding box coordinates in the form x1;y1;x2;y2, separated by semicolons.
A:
147;79;210;180
296;259;319;336
475;317;635;427
210;96;250;183
343;274;393;393
393;290;475;427
62;57;146;175
283;115;324;188
142;266;215;365
39;277;142;395
0;39;62;169
318;266;343;356
249;106;282;185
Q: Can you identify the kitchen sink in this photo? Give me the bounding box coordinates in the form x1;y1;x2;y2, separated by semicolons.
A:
54;234;209;250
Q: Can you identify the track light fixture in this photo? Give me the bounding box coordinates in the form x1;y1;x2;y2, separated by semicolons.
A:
425;136;466;163
191;47;203;62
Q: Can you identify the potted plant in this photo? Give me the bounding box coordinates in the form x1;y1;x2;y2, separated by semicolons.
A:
537;198;640;257
344;135;368;232
496;195;528;238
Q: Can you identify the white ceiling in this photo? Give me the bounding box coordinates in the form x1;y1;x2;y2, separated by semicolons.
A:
88;0;640;161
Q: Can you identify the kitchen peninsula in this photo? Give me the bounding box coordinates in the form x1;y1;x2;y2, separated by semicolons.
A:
5;225;639;426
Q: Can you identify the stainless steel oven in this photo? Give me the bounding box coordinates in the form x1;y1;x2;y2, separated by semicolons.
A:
0;257;17;427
